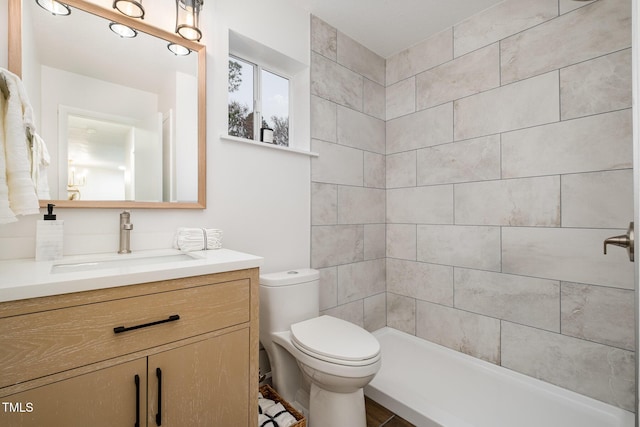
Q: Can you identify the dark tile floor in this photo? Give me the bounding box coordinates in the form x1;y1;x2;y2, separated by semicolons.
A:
365;397;415;427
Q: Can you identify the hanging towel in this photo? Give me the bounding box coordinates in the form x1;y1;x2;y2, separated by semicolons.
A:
0;83;14;224
0;68;41;223
31;131;51;199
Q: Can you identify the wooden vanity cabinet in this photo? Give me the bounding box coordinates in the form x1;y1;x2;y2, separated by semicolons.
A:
0;268;259;427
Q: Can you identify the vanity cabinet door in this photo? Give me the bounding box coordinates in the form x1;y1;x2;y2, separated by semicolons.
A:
148;327;250;427
0;358;147;427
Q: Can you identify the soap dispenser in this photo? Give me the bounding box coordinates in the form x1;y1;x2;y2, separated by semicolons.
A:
35;204;64;261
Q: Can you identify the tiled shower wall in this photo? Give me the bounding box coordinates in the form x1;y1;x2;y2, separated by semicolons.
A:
310;16;388;330
311;0;635;412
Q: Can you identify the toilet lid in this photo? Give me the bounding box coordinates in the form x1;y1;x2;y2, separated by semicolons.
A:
290;315;380;362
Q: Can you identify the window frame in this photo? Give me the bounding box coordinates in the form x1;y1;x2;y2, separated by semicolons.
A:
228;54;291;145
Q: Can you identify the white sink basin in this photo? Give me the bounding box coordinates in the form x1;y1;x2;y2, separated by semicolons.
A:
51;252;199;274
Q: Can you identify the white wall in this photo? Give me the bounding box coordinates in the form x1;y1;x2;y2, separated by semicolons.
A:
0;0;312;274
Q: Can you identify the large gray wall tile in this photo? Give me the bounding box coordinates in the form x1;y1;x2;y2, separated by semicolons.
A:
311;139;363;186
311;95;336;142
454;176;560;226
364;224;386;260
311;225;364;269
559;0;596;15
338;186;385;224
311;182;337;225
416;301;501;364
387;258;453;305
561;169;633;229
387;77;416;120
416;43;500;110
560;48;632;120
364;293;387;332
337;105;385;154
386;151;416;189
338;259;386;304
502;227;634;289
387;103;453;154
561;282;634;351
311;52;363;110
364;151;385;189
311;15;337;59
386;186;453;224
453;0;558;57
363;79;386;121
386;28;453;85
318;267;338;310
454;71;559;141
417;225;501;271
416;135;500;186
337;31;385;86
387;293;416;335
455;268;560;332
502;322;635;411
387;224;416;260
501;109;633;178
501;0;631;84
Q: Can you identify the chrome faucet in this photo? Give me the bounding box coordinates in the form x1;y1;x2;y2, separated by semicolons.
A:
118;211;133;254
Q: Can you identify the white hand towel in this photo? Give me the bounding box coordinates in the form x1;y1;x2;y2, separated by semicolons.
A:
174;227;223;251
31;132;51;200
0;93;16;224
0;68;40;221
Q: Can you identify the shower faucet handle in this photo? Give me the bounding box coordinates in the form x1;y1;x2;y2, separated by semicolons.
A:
603;222;634;262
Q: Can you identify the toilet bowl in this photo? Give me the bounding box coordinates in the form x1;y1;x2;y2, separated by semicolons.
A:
259;269;381;427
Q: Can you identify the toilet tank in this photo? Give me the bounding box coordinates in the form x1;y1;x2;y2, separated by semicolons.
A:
260;269;320;334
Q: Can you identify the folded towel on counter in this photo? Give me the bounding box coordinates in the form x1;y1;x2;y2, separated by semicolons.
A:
173;227;223;251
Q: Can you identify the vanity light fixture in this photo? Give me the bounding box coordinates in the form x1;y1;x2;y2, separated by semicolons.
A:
167;43;191;56
175;0;203;42
36;0;71;15
113;0;145;19
109;22;137;38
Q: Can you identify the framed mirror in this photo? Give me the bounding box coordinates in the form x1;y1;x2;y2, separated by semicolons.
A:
8;0;206;208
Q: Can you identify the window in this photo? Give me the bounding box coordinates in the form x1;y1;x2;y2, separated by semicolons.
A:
228;55;290;146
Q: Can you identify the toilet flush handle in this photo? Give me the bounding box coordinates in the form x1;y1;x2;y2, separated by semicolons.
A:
603;222;634;262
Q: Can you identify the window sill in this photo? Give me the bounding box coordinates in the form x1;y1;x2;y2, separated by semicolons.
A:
220;134;319;157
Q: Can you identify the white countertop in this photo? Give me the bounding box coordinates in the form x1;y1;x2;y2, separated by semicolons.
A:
0;248;263;303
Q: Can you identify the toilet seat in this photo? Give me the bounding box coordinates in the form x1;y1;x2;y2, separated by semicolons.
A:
290;315;380;367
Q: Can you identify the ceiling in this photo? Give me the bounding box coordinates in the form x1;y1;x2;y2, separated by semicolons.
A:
305;0;505;58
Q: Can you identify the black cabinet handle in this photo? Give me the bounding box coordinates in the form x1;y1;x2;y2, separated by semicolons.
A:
134;374;140;427
114;315;180;334
155;368;162;426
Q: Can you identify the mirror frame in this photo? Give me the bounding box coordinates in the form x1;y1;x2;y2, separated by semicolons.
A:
8;0;206;209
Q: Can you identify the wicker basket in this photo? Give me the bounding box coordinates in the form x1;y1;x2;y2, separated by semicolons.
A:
259;384;307;427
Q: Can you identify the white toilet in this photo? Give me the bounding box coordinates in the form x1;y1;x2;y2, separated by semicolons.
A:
260;269;381;427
